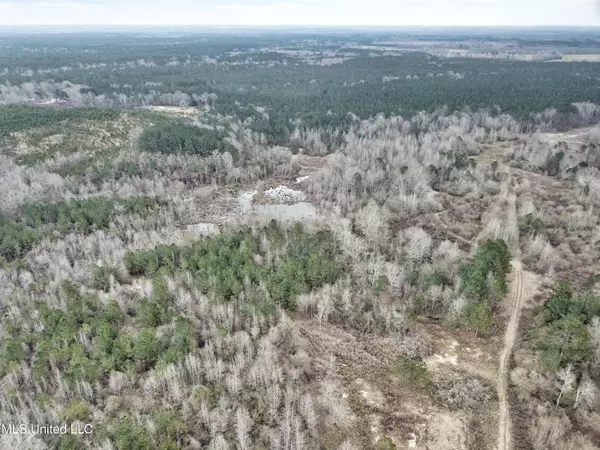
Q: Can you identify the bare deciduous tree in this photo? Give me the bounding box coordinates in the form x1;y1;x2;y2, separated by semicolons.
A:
355;201;390;251
235;407;253;450
589;317;600;369
298;393;317;437
556;364;576;406
574;376;598;410
403;226;433;264
208;435;230;450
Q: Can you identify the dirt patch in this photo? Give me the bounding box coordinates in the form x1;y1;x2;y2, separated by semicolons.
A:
472;142;514;164
293;154;330;176
297;320;434;448
537;125;600;147
421;323;500;385
558;54;600;62
185;223;219;236
350;378;385;409
427;340;459;368
298;321;398;376
426;410;468;450
136;105;199;116
40;133;65;147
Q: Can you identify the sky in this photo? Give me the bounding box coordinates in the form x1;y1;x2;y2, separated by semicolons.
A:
0;0;599;27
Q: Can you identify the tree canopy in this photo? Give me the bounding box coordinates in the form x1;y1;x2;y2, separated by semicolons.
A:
137;122;237;158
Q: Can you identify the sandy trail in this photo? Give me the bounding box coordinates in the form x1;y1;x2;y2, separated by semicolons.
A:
497;259;524;450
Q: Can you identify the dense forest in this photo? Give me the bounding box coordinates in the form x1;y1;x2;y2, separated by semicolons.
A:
1;31;600;143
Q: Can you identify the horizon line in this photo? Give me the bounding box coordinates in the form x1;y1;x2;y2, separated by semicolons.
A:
2;24;600;28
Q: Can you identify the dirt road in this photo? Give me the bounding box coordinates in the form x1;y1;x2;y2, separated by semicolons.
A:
497;260;524;450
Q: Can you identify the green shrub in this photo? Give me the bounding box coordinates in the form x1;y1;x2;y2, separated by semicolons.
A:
518;214;545;236
459;239;510;303
1;197;160;263
535;313;593;371
444;151;470;170
422;270;448;289
376;436;397;450
111;333;135;372
0;337;27;376
93;321;117;370
35;392;54;409
21;196;160;234
464;301;493;335
373;275;390;294
161;317;195;365
153;410;187;449
545;151;565;176
0;220;39;262
58;434;81;450
60;400;91;422
322;425;346;450
6;282;131;381
134;328;160;370
121;196;162;218
66;343;101;382
534;277;598;371
458;240;509;333
55;151;143;184
392;355;429;387
136;276;173;327
584;274;600;290
92;265;112;291
113;419;152;450
542;279;600;324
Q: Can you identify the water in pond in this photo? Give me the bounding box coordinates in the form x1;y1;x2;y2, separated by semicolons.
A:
235;190;317;221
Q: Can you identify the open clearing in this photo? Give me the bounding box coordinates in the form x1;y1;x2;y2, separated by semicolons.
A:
558;54;600;62
136;105;200;116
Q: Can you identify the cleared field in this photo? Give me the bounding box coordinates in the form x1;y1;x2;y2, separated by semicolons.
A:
136;105;200;116
559;53;600;62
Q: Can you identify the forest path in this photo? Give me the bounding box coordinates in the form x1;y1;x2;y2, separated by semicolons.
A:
497;259;524;450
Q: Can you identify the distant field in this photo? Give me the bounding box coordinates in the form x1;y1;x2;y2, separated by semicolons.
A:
136;105;200;117
560;53;600;62
1;30;600;144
